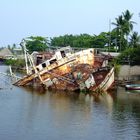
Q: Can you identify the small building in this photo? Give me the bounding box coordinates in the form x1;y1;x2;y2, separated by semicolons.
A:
13;48;24;59
0;48;14;59
13;48;23;56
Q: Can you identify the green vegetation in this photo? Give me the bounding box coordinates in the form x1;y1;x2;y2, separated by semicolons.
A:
129;32;140;48
51;34;93;48
111;10;140;65
117;47;140;65
112;10;136;51
5;59;25;68
50;33;110;49
1;9;140;65
50;10;139;54
24;36;49;52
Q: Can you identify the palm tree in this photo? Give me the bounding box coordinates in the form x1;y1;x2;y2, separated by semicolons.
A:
112;15;125;51
112;15;124;31
112;10;136;51
129;32;140;48
122;10;136;41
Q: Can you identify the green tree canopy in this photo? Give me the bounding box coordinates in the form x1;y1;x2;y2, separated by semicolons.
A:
117;46;140;65
24;36;48;52
51;34;93;48
50;33;111;49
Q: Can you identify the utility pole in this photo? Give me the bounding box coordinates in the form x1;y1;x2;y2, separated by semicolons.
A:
108;19;111;53
119;27;122;52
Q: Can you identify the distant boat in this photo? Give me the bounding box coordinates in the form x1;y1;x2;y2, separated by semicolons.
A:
125;84;140;91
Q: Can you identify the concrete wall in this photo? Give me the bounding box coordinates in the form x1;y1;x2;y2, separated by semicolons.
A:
118;65;140;81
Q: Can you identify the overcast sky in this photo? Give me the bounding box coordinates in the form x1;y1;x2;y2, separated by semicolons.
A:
0;0;139;46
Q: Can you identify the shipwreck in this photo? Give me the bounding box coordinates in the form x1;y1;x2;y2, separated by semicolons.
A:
13;42;114;93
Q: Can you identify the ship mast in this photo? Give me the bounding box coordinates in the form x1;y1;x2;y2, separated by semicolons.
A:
20;39;29;75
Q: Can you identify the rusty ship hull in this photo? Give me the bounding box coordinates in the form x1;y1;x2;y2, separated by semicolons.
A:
14;47;114;93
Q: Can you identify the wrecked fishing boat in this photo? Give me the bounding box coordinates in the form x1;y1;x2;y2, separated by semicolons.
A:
13;43;114;92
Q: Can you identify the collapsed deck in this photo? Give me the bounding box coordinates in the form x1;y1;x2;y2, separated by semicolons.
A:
14;47;94;86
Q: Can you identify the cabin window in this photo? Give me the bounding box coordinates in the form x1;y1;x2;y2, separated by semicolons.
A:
90;50;93;53
50;59;57;64
36;56;43;65
36;68;39;71
60;51;66;58
42;63;46;68
32;70;35;74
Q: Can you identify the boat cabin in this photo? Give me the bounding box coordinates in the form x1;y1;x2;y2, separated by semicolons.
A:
35;46;73;71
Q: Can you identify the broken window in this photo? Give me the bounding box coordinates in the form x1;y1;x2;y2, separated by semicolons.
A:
36;68;39;71
36;56;43;65
42;63;46;68
60;51;66;58
50;59;57;64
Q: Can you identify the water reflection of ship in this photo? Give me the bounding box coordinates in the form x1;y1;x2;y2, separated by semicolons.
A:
93;92;114;113
22;84;114;116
